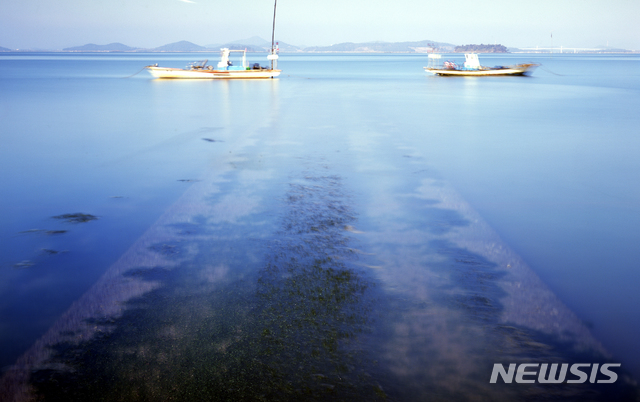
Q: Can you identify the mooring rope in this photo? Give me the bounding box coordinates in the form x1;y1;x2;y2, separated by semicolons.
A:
538;65;563;76
122;65;156;79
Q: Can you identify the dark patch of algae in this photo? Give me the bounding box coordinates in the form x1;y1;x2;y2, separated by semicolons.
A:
51;213;98;224
30;175;388;401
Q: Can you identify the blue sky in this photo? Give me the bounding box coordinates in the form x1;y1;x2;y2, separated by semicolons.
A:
1;0;638;50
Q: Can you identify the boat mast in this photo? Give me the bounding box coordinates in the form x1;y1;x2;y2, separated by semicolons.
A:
270;0;278;70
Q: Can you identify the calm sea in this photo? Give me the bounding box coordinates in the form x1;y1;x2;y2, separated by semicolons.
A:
1;52;639;400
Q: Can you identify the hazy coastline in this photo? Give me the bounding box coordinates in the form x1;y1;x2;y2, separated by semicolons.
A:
1;37;637;54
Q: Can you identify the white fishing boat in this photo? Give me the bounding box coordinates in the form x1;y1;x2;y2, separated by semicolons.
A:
146;48;281;79
424;54;538;76
146;0;281;79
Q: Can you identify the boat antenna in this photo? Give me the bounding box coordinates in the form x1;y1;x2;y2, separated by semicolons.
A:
271;0;277;70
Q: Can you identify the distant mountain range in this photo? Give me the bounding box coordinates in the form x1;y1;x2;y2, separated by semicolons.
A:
4;38;453;53
1;38;636;53
63;42;138;52
206;36;300;52
151;41;207;52
59;37;301;53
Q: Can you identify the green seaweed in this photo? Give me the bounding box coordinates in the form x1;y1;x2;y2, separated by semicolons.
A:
31;175;388;401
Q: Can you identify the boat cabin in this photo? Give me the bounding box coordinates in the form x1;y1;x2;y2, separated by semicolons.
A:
217;48;249;70
463;54;481;70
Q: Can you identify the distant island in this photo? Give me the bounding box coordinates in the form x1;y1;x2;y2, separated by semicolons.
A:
454;44;508;53
63;42;138;52
1;38;637;53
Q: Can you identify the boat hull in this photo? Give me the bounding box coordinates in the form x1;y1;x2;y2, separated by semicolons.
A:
424;63;538;76
146;66;281;79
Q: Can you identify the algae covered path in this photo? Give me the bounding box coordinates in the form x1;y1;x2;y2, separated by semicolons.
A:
1;55;639;401
12;147;635;401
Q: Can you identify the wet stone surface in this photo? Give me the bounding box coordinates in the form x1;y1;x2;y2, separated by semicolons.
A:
30;175;390;401
25;168;640;401
10;154;637;402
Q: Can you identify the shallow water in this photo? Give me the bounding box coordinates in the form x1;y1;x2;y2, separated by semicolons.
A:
0;52;639;400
